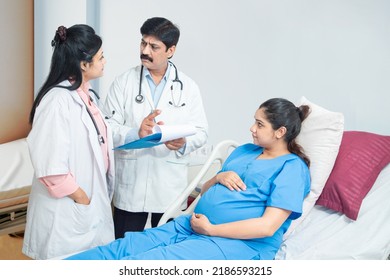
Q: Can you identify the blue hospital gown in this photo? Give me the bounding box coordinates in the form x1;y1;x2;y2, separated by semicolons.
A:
66;143;310;260
193;143;310;259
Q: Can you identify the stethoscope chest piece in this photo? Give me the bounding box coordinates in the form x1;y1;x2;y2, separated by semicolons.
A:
135;93;145;103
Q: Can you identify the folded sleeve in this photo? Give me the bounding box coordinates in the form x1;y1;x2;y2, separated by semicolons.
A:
39;172;79;198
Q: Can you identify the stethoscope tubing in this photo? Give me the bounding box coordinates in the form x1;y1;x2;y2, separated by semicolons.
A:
81;90;105;145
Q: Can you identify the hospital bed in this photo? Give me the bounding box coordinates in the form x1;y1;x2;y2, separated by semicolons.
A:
0;138;33;236
158;97;390;260
159;137;390;260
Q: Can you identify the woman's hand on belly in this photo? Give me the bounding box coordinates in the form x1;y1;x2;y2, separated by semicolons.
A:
216;171;246;191
190;213;213;236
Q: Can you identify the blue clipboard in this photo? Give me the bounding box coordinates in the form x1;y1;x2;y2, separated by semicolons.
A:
114;132;163;150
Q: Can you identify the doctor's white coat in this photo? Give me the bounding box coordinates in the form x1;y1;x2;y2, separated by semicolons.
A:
22;83;115;260
104;65;208;213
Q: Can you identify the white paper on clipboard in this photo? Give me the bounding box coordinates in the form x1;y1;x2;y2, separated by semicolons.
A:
114;124;196;150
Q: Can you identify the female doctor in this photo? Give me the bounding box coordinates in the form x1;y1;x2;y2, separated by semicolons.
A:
103;17;208;238
22;24;115;260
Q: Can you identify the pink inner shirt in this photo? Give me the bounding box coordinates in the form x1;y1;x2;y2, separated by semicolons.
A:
38;83;109;198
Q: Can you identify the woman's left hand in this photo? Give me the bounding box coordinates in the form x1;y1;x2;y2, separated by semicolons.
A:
190;213;213;235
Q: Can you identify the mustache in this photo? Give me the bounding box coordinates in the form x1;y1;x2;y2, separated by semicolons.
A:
140;54;153;62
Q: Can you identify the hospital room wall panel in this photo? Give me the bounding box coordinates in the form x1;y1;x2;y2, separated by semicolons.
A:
0;0;33;144
0;0;89;144
0;0;34;143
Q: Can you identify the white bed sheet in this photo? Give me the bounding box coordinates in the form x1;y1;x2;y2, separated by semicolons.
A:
0;138;33;209
275;164;390;260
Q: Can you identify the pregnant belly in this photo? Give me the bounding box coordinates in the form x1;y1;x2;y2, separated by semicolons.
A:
194;186;265;224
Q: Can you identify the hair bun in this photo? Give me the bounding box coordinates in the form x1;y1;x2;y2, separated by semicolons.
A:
57;26;67;41
51;25;67;47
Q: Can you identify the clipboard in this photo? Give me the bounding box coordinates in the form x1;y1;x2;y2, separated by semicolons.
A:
114;124;196;150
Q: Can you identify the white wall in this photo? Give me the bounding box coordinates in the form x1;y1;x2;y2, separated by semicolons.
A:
34;0;88;93
35;0;390;147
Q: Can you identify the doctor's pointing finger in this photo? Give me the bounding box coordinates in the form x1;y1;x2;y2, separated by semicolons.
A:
139;109;162;138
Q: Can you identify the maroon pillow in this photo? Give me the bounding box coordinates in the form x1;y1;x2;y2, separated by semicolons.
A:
315;131;390;220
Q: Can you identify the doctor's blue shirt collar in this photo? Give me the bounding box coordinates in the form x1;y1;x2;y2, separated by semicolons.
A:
143;63;171;83
144;63;171;105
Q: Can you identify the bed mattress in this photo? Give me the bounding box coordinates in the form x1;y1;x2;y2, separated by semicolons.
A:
275;164;390;260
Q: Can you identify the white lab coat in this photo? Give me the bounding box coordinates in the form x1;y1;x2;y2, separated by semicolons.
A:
104;64;208;213
22;82;115;260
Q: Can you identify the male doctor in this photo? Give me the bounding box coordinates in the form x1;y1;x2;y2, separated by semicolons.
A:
104;17;208;238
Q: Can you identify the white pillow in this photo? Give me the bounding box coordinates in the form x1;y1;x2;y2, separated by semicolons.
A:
284;96;344;239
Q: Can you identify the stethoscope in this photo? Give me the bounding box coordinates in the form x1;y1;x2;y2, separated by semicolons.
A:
135;61;185;107
79;89;105;145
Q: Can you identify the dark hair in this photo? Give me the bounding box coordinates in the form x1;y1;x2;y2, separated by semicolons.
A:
29;24;102;124
140;17;180;50
259;98;311;167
